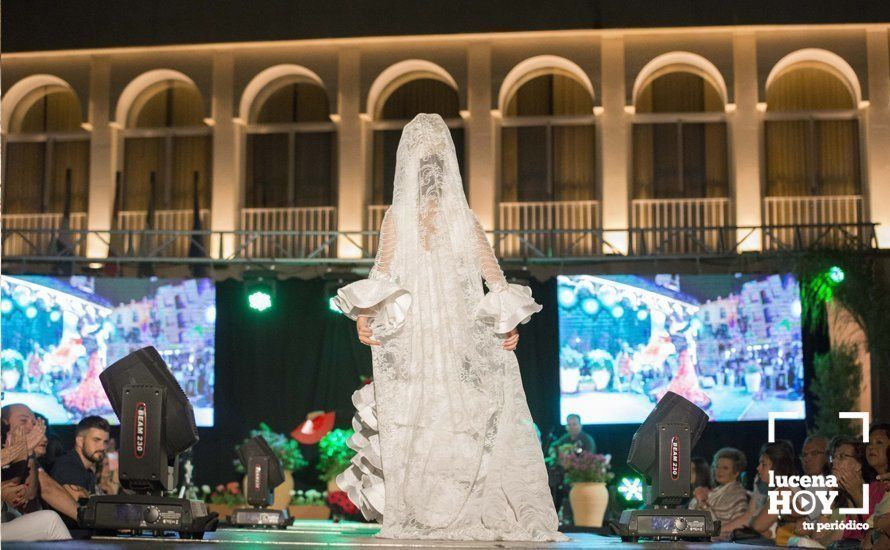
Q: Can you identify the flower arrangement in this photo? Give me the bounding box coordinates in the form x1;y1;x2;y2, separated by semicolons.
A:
559;449;615;485
234;423;308;473
327;490;359;520
289;489;327;506
560;345;584;370
204;482;245;506
317;429;355;482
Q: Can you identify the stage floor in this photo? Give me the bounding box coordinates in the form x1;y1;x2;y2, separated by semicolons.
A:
3;519;780;549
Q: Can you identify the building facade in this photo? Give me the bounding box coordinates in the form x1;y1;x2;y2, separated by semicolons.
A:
3;23;889;261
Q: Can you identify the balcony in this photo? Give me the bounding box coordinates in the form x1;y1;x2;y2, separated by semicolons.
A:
115;210;211;257
497;200;601;258
1;213;88;257
630;198;732;255
763;195;864;250
239;207;337;258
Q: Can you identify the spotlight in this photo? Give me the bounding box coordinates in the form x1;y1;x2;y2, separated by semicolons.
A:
636;309;649;321
78;346;217;538
828;266;845;284
244;272;276;313
618;476;644;502
617;391;718;542
24;306;38;319
230;436;294;528
612;305;625;318
1;299;13;314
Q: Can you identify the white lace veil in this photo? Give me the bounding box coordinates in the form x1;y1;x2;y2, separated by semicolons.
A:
379;113;484;337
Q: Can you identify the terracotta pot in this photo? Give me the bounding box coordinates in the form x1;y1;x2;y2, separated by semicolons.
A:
288;505;331;519
243;469;295;509
569;481;609;527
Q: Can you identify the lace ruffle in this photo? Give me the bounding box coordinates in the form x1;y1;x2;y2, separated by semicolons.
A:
333;279;412;337
336;383;385;522
474;283;542;335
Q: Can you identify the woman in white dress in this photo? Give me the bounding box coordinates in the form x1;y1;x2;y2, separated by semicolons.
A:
332;113;569;542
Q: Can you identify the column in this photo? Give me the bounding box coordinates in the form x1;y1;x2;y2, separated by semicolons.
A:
86;56;115;261
731;31;763;252
866;27;890;248
336;48;366;259
210;50;240;259
599;34;630;254
466;41;496;230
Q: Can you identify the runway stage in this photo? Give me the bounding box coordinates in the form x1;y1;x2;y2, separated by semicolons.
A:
3;520;777;549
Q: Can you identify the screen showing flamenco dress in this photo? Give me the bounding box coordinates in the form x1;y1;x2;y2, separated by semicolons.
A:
1;276;215;426
557;274;804;424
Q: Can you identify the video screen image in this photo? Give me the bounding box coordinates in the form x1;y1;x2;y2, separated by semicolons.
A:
1;276;215;426
558;274;804;424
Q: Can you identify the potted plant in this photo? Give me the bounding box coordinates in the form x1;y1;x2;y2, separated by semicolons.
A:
288;489;331;519
203;482;245;521
743;363;762;394
317;429;355;493
560;345;584;393
327;490;361;522
585;349;614;391
235;423;307;509
560;449;614;527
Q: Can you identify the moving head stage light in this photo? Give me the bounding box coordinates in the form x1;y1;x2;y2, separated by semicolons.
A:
229;435;294;528
78;346;218;539
617;391;719;542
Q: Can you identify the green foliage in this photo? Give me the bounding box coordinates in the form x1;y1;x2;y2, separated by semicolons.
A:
810;344;862;439
317;429;356;482
234;423;308;473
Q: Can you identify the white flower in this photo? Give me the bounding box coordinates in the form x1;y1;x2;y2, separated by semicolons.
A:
289;489;297;496
201;485;211;494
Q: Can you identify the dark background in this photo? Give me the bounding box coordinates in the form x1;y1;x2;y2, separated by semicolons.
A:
3;0;890;53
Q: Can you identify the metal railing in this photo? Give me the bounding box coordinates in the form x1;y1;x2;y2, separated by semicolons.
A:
763;195;862;250
631;198;731;255
116;209;211;257
2;223;876;266
2;213;88;257
240;206;337;258
498;200;601;258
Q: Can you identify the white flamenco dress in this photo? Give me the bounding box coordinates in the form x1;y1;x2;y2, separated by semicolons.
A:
332;113;569;542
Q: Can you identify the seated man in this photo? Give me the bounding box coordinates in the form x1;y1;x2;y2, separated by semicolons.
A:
50;416;118;502
549;413;597;455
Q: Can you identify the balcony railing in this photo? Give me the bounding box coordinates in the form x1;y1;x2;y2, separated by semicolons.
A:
631;197;732;255
240;207;337;258
116;209;211;257
763;195;862;250
1;213;88;257
498;200;601;258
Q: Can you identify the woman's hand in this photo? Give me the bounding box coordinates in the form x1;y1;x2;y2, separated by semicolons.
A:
693;486;711;504
502;328;519;351
357;316;380;346
25;417;46;452
1;479;28;508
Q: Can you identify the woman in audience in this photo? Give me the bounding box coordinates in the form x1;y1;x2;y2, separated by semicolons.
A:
689;447;750;539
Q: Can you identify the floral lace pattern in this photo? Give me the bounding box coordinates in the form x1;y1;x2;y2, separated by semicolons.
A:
335;113;569;542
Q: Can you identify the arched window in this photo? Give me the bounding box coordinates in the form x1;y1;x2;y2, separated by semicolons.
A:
122;80;211;212
371;77;465;206
632;70;728;201
245;80;335;208
3;86;89;215
764;64;860;198
501;73;596;203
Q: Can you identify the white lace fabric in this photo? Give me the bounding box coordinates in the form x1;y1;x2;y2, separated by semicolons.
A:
332;113;568;542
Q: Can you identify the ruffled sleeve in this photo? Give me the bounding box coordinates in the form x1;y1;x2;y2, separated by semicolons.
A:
468;209;542;334
332;206;412;336
333;279;412;335
475;282;543;335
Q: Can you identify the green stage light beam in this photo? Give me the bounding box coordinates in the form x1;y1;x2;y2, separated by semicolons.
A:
248;290;273;312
